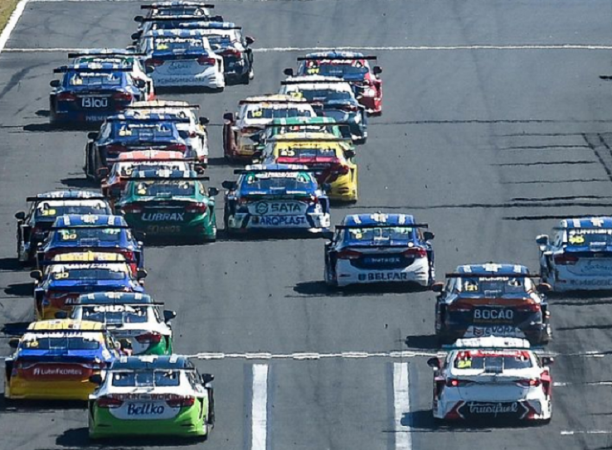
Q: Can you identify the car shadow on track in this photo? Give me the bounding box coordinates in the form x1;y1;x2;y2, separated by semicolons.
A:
292;280;428;297
57;427;205;448
0;257;23;272
60;177;97;189
0;397;86;414
4;282;33;297
1;321;32;336
404;333;439;350
35;109;50;117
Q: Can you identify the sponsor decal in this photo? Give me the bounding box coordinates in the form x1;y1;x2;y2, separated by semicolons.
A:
364;256;402;265
568;278;612;286
32;366;83;377
463;401;521;417
358;272;410;282
146;225;181;234
168;61;191;71
254;202;302;215
469;325;520;337
81;97;108;109
141;212;185;222
255;215;306;226
473;308;514;322
85;115;108;122
127;402;166;416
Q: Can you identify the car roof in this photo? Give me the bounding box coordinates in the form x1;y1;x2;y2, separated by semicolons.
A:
27;319;105;331
269;117;337;126
305;50;366;59
131;168;198;179
450;337;532;349
51;214;127;228
31;190;103;200
65;62;131;71
76;292;152;305
50;251;128;263
454;263;530;276
341;213;416;227
110;355;193;371
118;150;185;161
242;94;310;104
108;112;187;122
558;217;612;229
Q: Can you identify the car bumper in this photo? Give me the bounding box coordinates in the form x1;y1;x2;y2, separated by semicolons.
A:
434;398;551;421
152;72;225;89
227;213;330;233
8;379;97;401
551;270;612;291
335;258;430;287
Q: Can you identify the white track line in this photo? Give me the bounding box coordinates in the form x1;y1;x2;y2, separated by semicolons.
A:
561;430;612;436
251;364;268;450
393;362;411;450
0;0;29;55
191;350;436;360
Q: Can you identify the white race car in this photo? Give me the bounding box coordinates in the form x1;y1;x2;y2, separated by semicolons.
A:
537;217;612;291
427;337;553;423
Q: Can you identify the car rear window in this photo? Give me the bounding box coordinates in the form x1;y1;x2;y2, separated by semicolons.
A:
111;370;181;387
453;351;533;370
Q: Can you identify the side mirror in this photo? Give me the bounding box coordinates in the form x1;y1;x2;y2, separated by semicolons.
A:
14;211;26;221
136;268;148;280
222;180;236;190
245;36;255;46
431;282;444;293
208;187;219;197
131;31;142;41
536;283;552;294
134;15;144;22
223;112;234;122
87;132;98;140
8;338;20;349
344;149;356;159
427;357;440;369
373;66;383;75
199;116;210;126
201;373;214;384
163;310;177;323
283;68;294;77
541;356;554;366
97;167;109;179
423;231;435;241
535;234;549;247
49;80;61;88
30;270;43;281
89;374;103;385
55;311;68;319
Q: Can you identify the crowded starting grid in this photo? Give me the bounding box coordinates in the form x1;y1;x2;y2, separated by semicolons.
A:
1;0;612;449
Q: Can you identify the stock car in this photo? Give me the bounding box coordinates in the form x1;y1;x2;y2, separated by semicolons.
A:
285;51;383;115
427;337;554;423
222;164;331;235
138;29;225;90
35;214;144;272
537;217;612;291
115;169;218;241
88;355;215;439
101;150;192;203
15;190;112;264
50;62;151;125
84;112;192;181
135;1;221;30
433;264;552;345
68;292;175;355
31;252;147;321
279;75;368;143
324;213;435;288
260;132;358;202
223;94;316;162
125;101;210;165
4;319;124;401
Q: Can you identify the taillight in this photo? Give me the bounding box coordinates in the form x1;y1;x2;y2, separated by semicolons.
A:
135;332;162;344
122;204;144;214
337;249;361;260
403;247;427;258
517;378;541;387
221;48;241;58
448;301;472;313
57;92;77;102
166;395;195;408
446;378;473;387
145;58;164;70
97;395;123;408
333;165;350;175
340;104;358;112
517;303;541;313
197;56;216;66
167;143;187;152
112;91;133;103
554;254;578;265
186;203;207;214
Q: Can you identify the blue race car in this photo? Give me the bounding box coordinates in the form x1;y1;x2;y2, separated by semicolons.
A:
49;62;149;126
15;190;112;265
279;75;368;144
84;112;191;181
36;214;144;271
433;263;552;345
324;213;434;288
222;164;331;236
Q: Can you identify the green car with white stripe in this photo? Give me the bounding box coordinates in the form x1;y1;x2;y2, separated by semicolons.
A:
88;355;214;439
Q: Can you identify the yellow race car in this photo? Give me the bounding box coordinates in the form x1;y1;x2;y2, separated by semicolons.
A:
261;132;358;202
4;320;123;401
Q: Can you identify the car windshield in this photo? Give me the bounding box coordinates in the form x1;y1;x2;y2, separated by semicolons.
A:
241;172;316;190
79;305;149;324
246;107;313;119
21;335;101;351
291;89;353;103
343;227;415;243
303;61;368;77
111;370;181;387
453;351;533;370
111;122;176;140
459;277;533;295
153;37;204;53
116;162;188;177
53;228;123;243
566;229;612;246
206;35;233;50
67;71;123;87
154;7;208;16
51;268;127;281
133;180;196;197
34;201;110;219
277;146;338;159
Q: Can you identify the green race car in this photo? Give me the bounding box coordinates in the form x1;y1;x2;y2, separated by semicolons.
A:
115;169;218;242
89;355;215;440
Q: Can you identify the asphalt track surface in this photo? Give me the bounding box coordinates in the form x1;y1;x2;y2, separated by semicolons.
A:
2;0;612;449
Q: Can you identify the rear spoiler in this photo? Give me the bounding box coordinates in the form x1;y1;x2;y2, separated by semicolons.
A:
281;79;351;85
233;168;317;174
239;99;308;105
141;2;215;8
74;302;165;307
270;137;352;143
26;195;106;202
264;122;352;131
53;66;133;73
139;17;231;25
106;116;191;123
297;55;377;61
68;52;146;58
40;259;136;265
49;224;130;230
123;176;209;181
336;223;429;229
114;157;196;163
125;104;200;110
444;273;539;278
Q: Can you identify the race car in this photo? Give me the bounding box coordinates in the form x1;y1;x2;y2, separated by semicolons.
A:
222;164;331;235
115;169;218;242
433;264;552;345
4;319;124;401
67;50;155;101
50;62;151;126
222;94;316;162
68;292;175;355
324;213;434;288
279;75;368;143
138;29;225;91
101;150;193;203
427;337;553;423
88;355;215;439
134;1;221;34
285;51;383;115
84;112;192;181
35;214;144;272
260;132;358;202
124;101;210;165
15;190;112;265
31;252;147;320
537;217;612;291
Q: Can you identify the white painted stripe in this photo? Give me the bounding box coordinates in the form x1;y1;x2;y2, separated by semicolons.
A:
251;364;268;450
190;350;436;360
393;362;411;450
0;0;29;55
561;430;612;436
554;381;612;387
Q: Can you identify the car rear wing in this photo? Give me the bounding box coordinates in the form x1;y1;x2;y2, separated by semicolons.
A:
270;137;352;143
67;52;147;58
106;116;191;123
336;223;429;229
281;79;352;85
141;2;215;8
39;259;136;265
233;168;318;174
53;65;133;73
297;55;377;61
139;17;232;26
26;195;107;202
264;122;352;129
444;273;540;278
49;224;130;230
125;104;200;110
115;157;197;163
74;302;165;307
123;176;210;181
238;98;308;105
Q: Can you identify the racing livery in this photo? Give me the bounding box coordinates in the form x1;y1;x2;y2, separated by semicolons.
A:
324;213;435;288
222;164;331;235
537;217;612;291
4;320;123;401
427;337;553;423
15;190;112;264
89;355;215;439
433;264;552;345
115;169;218;241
